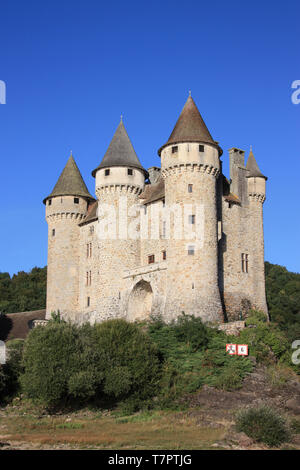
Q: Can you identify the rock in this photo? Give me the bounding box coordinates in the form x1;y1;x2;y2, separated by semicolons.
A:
232;431;254;448
285;398;300;414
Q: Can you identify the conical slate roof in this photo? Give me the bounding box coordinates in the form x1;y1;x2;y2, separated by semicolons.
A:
246;148;267;180
92;120;147;177
43;154;94;204
158;95;222;155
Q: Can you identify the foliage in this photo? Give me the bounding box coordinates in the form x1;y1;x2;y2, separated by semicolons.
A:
93;319;162;410
236;405;291;447
20;322;102;408
265;262;300;342
0;267;47;314
148;315;253;406
20;319;162;410
0;339;24;403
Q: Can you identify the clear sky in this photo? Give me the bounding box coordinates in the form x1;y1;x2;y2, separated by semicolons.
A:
0;0;299;276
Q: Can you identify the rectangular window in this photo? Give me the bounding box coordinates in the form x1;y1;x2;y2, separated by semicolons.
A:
188;214;195;224
162;198;165;207
148;254;155;264
172;146;178;154
188;245;195;256
87;243;92;258
74;197;79;204
127;168;133;175
87;297;90;307
48;199;52;206
162;251;166;260
89;271;92;286
199;145;204;152
188;184;193;193
52;229;55;237
105;169;110;176
242;253;249;273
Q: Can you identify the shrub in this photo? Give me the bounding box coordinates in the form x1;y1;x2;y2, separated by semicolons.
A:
171;314;210;352
0;339;24;403
21;319;162;410
236;405;290;447
21;322;103;408
93;319;162;407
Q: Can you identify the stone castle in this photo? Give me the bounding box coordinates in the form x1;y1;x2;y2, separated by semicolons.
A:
43;95;268;324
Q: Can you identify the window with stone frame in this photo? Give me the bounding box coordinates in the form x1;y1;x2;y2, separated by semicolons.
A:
148;254;155;264
199;144;205;152
188;184;193;193
188;214;195;224
162;250;166;260
74;197;79;204
172;145;178;154
105;169;110;176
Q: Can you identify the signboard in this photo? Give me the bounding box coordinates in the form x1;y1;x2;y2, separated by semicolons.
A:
237;344;248;356
226;343;248;356
226;343;237;355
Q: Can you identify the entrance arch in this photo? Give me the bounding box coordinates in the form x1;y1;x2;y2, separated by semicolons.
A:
127;280;153;321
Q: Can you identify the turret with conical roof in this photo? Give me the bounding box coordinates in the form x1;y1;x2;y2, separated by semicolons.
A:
245;147;268;314
92;118;146;319
246;147;267;203
44;153;95;320
159;94;223;323
158;95;222;156
44;153;95;204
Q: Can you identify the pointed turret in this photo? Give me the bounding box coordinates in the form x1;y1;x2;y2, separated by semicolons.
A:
246;147;267;180
158;95;222;156
43;153;94;204
92;120;147;177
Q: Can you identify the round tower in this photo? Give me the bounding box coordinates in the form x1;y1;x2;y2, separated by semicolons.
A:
91;119;147;320
43;153;95;320
246;148;268;315
158;95;223;323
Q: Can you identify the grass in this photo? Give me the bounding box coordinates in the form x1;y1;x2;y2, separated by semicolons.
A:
0;405;225;450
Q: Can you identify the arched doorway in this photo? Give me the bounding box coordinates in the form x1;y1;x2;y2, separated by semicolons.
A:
127;280;153;321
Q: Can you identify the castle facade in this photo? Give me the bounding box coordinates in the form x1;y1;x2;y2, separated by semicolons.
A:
43;95;268;324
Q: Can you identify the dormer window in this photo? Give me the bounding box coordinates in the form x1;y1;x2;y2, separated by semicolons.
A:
128;168;133;176
74;197;79;204
199;145;204;152
105;169;110;176
172;146;178;154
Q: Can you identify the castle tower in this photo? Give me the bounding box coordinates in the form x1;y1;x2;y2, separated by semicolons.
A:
246;147;268;315
43;153;95;319
91;119;147;320
158;95;223;322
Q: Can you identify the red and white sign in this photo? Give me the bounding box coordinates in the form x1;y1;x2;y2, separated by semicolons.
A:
237;344;248;356
226;344;249;356
226;344;237;355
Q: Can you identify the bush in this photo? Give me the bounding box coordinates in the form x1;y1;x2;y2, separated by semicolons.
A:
21;319;162;410
93;319;162;408
0;339;24;403
236;405;290;447
21;322;103;408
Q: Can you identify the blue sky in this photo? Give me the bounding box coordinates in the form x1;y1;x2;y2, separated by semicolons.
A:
0;0;299;275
